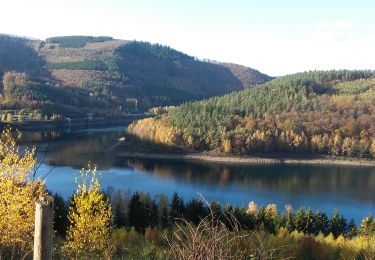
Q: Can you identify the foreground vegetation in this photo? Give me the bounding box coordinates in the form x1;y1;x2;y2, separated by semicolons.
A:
1;128;375;259
130;70;375;159
51;190;375;259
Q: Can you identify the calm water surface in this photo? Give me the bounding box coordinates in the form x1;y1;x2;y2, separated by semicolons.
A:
24;126;375;223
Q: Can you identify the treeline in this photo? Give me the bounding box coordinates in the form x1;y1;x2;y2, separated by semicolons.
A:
129;70;375;158
45;36;113;48
51;190;375;259
53;190;364;238
116;41;194;62
46;60;109;71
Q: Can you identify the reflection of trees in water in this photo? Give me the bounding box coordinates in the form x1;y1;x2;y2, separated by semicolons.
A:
21;130;64;143
128;160;375;203
19;128;375;205
45;132;123;169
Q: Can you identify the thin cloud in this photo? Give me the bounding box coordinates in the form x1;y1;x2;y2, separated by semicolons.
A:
315;20;353;42
315;20;353;29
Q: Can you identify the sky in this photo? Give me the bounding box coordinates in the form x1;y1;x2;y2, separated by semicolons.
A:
1;0;375;76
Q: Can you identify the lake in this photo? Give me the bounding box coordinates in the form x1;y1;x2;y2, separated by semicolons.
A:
24;125;375;223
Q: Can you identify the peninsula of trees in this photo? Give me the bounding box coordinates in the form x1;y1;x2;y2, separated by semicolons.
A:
129;70;375;159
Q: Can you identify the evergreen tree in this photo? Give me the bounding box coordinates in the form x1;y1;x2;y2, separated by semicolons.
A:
329;210;347;237
53;193;69;238
169;192;185;223
347;218;357;238
112;190;126;228
185;198;207;225
157;194;169;229
127;192;147;231
294;208;307;233
314;211;329;236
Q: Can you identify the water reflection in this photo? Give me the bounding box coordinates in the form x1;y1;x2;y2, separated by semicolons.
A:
22;126;126;169
22;126;375;223
21;130;65;144
128;159;375;204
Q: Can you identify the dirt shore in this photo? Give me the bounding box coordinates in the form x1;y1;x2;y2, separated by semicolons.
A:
117;152;375;167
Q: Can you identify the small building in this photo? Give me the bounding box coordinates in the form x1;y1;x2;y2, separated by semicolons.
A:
12;114;29;121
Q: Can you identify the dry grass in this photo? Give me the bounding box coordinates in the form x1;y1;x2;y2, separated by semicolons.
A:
39;40;127;63
84;40;128;50
166;209;247;259
50;69;114;87
166;197;248;260
165;197;291;260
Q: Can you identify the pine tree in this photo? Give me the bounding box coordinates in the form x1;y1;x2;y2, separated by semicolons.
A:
169;192;185;223
127;192;147;231
157;194;169;229
53;193;68;238
329;210;347;238
112;190;126;228
185;198;207;225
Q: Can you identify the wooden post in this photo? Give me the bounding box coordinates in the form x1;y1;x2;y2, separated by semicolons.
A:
33;195;54;260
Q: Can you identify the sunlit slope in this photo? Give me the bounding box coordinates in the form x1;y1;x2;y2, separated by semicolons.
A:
130;70;375;158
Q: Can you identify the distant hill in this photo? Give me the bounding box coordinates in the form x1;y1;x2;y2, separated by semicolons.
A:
0;35;272;118
0;35;46;79
129;70;375;159
219;63;273;87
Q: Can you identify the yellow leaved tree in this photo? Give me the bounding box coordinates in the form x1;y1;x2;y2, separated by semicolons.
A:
64;164;113;258
0;128;46;258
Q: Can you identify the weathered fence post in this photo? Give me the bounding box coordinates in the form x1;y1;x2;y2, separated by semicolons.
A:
33;195;54;260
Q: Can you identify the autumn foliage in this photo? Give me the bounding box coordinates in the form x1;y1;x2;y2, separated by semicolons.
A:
129;71;375;158
0;128;45;258
63;164;113;258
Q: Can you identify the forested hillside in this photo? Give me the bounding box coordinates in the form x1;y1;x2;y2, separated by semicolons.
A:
115;42;273;104
129;70;375;159
0;35;45;78
0;35;271;119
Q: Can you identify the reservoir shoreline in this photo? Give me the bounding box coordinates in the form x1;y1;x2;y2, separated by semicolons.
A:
118;151;375;167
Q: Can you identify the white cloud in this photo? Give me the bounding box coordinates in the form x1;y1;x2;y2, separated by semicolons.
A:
315;20;353;30
315;20;353;42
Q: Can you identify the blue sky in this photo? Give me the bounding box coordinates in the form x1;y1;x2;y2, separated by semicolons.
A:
1;0;375;75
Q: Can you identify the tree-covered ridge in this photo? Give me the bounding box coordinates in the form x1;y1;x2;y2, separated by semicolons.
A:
0;35;271;118
117;41;194;62
129;70;375;158
220;62;274;87
170;70;375;119
115;41;272;104
45;36;113;48
0;35;45;80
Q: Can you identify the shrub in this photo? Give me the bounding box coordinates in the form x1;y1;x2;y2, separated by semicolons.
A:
0;128;46;258
63;164;113;258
